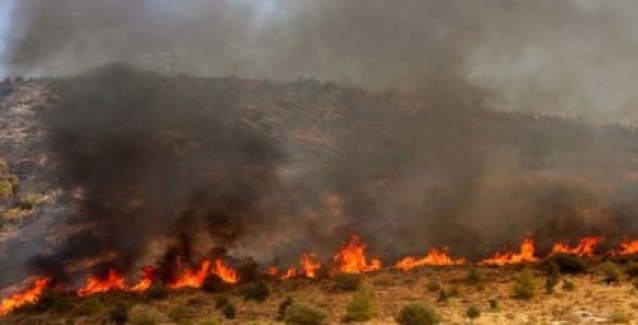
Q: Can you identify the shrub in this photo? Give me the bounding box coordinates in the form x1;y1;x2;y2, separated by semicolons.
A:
0;179;14;200
215;294;231;310
466;268;483;286
284;304;327;325
238;259;260;282
545;254;588;274
332;273;363;291
545;272;559;294
200;319;221;325
610;310;629;324
343;283;378;322
598;261;622;284
129;305;163;325
488;299;499;311
512;269;535;300
110;303;130;325
242;280;270;302
19;193;48;209
425;281;441;293
75;296;106;316
396;302;441;325
562;279;575;291
35;291;74;314
466;305;480;322
436;289;450;303
625;262;638;278
168;302;194;324
145;283;169;300
222;301;236;320
276;296;294;321
202;274;227;293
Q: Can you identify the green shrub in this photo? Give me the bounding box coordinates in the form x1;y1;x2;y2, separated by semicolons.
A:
466;305;480;322
276;296;294;321
343;283;378;322
284;304;327;325
215;294;231;310
598;261;622;284
512;269;535;300
545;272;559;294
19;193;48;209
168;302;194;324
242;280;270;302
0;179;14;199
145;283;169;300
332;273;363;291
610;310;629;324
110;303;130;325
545;254;588;274
75;296;106;316
562;279;575;291
395;302;441;325
129;305;163;325
222;301;236;320
425;281;441;293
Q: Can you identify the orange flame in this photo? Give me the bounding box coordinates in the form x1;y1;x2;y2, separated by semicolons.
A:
332;235;382;274
394;247;466;271
281;268;298;279
0;278;50;316
552;237;603;257
301;253;321;278
169;260;212;289
212;259;239;284
129;267;156;293
481;238;538;265
616;239;638;256
77;269;126;297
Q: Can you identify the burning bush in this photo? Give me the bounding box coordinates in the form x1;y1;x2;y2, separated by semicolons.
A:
512;269;535;300
284;304;327;325
342;283;378;322
396;302;441;325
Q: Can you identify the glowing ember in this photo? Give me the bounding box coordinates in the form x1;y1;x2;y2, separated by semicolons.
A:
129;266;156;293
480;238;538;265
77;269;126;297
0;278;50;316
332;235;382;274
169;260;211;289
394;247;466;271
552;237;603;257
617;239;638;256
266;267;279;276
212;259;239;284
301;253;321;278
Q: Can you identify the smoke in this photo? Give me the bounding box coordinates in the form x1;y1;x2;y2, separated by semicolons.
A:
4;0;638;122
2;0;638;283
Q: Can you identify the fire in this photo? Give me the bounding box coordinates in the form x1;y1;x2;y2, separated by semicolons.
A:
332;235;382;274
77;269;126;297
301;253;321;278
0;278;50;316
281;268;298;279
129;267;156;293
212;259;239;284
394;247;466;271
617;239;638;256
481;238;538;265
552;237;603;257
169;260;211;289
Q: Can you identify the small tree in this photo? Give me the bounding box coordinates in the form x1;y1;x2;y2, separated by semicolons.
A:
396;302;441;325
343;283;378;322
512;268;535;300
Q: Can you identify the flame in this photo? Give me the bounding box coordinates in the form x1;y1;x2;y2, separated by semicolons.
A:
394;247;466;271
616;239;638;256
332;235;382;274
129;266;156;293
480;238;538;265
77;269;126;297
552;237;603;257
0;278;50;316
212;259;239;284
266;267;279;276
281;268;298;279
169;260;212;289
301;253;321;278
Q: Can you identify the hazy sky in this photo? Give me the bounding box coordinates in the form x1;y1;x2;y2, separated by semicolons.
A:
0;1;12;76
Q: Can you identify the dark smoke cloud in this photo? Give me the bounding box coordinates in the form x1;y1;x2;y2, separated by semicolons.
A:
5;0;638;122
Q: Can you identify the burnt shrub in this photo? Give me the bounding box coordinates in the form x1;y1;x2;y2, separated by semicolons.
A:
145;283;169;300
242;280;271;302
201;274;228;293
284;304;327;325
110;303;130;325
237;259;260;283
395;302;441;325
332;273;363;292
544;254;588;274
